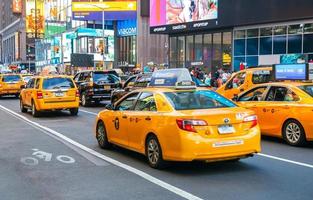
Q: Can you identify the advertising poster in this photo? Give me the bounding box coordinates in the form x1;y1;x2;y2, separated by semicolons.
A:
12;0;22;13
275;64;307;80
150;0;218;27
26;0;45;38
72;0;137;21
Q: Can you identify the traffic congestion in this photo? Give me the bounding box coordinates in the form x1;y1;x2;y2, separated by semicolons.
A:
1;65;313;199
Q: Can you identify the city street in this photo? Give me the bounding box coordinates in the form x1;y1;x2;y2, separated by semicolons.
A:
1;97;313;200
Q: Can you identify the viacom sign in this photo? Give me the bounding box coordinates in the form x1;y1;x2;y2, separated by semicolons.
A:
117;20;137;37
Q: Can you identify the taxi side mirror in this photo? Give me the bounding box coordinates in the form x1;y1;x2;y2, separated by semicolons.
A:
105;104;114;110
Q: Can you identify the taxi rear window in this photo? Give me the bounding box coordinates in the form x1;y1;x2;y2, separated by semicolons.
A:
298;85;313;97
164;90;236;110
2;75;21;82
43;78;75;90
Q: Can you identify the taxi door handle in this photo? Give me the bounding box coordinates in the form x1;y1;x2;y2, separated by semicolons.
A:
145;117;151;121
122;115;127;119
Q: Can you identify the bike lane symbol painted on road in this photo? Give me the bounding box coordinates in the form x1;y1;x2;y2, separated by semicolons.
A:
21;149;76;166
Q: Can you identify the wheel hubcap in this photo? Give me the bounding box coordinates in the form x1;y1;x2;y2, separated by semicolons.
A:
32;104;35;115
286;123;301;143
148;139;159;165
82;95;86;105
97;124;105;145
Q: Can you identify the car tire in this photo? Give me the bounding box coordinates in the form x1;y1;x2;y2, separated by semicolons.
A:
20;99;27;113
31;101;40;117
283;119;306;146
146;135;167;169
96;121;111;149
70;108;79;116
81;93;90;107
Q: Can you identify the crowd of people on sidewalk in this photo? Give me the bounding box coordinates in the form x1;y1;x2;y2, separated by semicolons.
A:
190;67;233;88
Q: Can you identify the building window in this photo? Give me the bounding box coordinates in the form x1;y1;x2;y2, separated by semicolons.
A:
288;24;303;35
234;30;246;39
273;36;287;54
203;34;212;62
222;32;232;69
247;29;259;38
234;57;245;71
260;27;273;37
234;39;245;56
260;37;273;55
246;38;258;55
195;35;203;61
303;34;313;53
213;33;222;68
169;37;177;62
246;56;258;67
177;36;185;64
304;23;313;33
186;35;194;61
274;26;287;35
288;34;302;53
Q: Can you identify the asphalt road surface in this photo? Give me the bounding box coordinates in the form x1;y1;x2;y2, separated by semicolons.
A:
1;97;313;200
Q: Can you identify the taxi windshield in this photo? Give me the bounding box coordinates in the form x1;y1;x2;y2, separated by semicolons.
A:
298;85;313;97
164;90;236;110
93;73;119;84
43;78;75;90
2;75;21;82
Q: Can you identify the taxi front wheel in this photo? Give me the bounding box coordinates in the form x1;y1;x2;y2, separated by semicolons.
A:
20;99;27;113
283;120;306;146
146;135;167;169
96;121;111;149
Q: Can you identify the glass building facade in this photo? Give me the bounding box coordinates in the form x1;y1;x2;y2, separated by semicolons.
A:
234;22;313;71
169;31;232;73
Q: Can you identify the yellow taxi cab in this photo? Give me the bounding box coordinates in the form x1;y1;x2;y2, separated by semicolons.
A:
20;75;79;117
94;69;261;169
216;67;272;99
235;82;313;146
0;74;24;97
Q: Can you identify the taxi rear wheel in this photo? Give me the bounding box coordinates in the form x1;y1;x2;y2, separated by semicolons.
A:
20;99;27;113
31;101;40;117
81;93;90;107
283;120;306;146
96;121;111;149
70;108;79;116
146;135;166;169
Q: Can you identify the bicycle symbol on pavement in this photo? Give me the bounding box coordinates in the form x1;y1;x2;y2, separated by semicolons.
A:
21;148;76;166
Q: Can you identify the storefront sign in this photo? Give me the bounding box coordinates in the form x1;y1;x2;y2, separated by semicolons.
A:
117;20;137;37
26;0;45;38
12;0;22;13
76;28;113;37
72;0;137;21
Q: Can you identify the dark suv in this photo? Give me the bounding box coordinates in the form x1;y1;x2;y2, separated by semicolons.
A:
74;71;121;106
111;73;151;104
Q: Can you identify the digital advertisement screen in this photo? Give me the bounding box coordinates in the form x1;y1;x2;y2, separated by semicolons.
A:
275;64;307;80
72;0;137;21
150;0;218;27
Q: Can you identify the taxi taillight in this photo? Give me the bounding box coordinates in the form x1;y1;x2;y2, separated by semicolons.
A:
243;115;258;128
76;90;80;97
176;119;208;133
37;91;43;99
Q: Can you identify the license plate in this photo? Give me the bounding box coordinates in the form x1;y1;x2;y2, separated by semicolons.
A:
55;92;64;97
218;125;235;134
213;140;244;148
104;85;111;90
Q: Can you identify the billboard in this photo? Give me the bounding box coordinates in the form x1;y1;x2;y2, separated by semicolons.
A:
274;64;308;81
12;0;22;13
26;0;45;38
72;0;137;21
117;20;137;37
150;0;218;29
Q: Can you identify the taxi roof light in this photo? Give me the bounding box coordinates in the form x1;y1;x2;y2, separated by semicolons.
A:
176;119;208;133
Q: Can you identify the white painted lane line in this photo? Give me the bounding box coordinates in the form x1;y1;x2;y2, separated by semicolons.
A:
258;153;313;169
70;109;313;170
79;109;98;116
0;105;203;200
